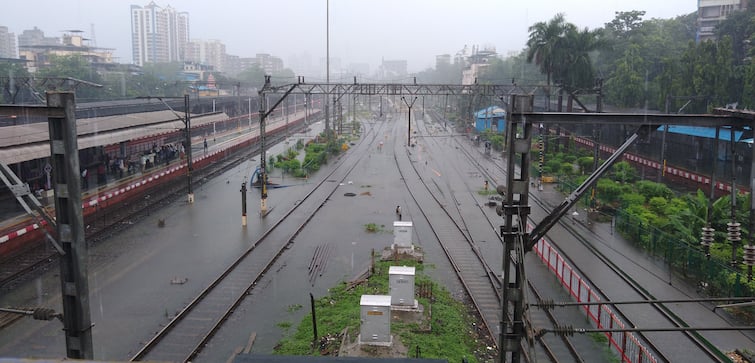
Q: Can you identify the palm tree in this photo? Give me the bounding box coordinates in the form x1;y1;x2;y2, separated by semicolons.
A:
563;27;607;89
526;13;569;88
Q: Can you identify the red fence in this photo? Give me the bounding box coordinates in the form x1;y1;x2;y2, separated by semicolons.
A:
531;226;658;363
569;132;748;195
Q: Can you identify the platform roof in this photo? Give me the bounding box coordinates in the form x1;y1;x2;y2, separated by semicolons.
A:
0;111;228;165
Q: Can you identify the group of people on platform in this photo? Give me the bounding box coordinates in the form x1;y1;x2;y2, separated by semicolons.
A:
80;141;186;191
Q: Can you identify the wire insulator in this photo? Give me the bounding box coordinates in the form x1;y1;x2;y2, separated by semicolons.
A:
727;222;741;243
32;308;56;321
539;299;555;310
553;324;575;337
700;226;715;247
743;245;755;266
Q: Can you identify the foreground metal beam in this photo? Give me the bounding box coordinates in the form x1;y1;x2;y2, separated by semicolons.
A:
517;111;743;128
537;325;755;339
263;81;531;98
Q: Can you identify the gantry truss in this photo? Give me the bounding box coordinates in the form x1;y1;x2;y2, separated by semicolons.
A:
261;77;539;98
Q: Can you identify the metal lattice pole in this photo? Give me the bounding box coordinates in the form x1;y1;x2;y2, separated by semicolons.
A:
47;92;94;359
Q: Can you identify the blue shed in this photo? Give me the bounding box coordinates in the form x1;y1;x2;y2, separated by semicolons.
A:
474;106;506;133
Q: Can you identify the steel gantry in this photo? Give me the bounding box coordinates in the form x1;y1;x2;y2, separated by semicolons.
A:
255;76;537;214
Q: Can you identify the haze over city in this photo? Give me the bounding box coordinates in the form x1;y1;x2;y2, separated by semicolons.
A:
2;0;697;76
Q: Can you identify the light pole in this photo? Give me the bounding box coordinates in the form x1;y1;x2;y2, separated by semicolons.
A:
401;96;417;147
248;97;252;130
324;0;330;137
184;94;194;203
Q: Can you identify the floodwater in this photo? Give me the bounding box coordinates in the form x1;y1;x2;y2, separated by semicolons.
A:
0;118;463;361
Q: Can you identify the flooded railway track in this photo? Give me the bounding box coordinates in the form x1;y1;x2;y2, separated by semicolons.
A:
450;126;732;363
130;122;383;362
406;116;584;362
0;130;295;290
394;119;537;360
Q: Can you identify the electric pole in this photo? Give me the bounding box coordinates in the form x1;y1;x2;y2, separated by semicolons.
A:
47;92;94;359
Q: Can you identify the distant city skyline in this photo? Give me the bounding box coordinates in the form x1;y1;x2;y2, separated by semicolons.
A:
2;0;699;76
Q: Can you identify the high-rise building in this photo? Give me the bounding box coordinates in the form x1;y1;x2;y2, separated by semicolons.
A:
254;53;284;75
185;39;226;72
435;54;451;69
380;59;407;80
131;2;189;66
18;27;59;48
0;26;17;58
697;0;748;42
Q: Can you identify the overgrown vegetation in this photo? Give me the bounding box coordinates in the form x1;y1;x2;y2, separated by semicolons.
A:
544;145;755;298
479;8;755;112
267;133;349;178
274;261;488;362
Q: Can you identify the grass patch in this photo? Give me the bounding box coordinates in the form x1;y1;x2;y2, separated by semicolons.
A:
364;223;385;233
287;304;303;313
588;332;620;363
477;189;498;196
277;321;293;330
274;260;489;362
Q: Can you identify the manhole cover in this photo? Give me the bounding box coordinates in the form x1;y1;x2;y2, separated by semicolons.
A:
344;192;357;197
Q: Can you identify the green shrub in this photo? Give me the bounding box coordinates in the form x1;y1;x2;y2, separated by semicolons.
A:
619;192;645;208
636;180;674;200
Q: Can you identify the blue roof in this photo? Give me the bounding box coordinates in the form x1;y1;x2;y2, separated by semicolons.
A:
659;125;743;142
475;106;506;119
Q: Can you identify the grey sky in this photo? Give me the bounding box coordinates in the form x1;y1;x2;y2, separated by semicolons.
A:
1;0;697;76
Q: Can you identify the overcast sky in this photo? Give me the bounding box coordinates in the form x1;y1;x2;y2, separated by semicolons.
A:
1;0;697;77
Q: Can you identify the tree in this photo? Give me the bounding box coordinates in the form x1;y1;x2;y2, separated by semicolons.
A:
605;10;646;40
237;64;266;89
605;44;645;107
479;52;544;85
0;61;31;103
562;27;606;88
714;6;755;68
37;54;105;101
526;13;570;88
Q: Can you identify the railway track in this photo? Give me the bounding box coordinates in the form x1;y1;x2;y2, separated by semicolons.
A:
0;127;298;290
392;115;568;361
130;121;383;362
410;114;585;362
447;119;733;363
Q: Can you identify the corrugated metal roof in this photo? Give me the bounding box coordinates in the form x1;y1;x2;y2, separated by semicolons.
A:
474;106;505;119
0;112;229;165
660;125;744;141
0;110;228;148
